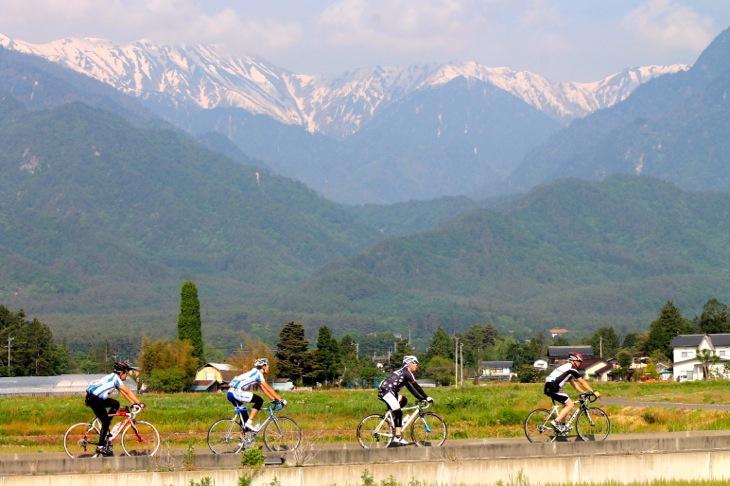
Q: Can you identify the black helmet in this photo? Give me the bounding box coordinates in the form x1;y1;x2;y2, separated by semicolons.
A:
113;361;131;374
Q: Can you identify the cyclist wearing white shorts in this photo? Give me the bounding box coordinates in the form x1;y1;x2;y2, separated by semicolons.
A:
227;358;286;431
543;352;599;432
378;355;433;445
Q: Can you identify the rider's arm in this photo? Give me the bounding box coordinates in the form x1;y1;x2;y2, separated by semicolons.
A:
570;377;594;394
404;381;428;401
258;380;282;402
118;383;142;405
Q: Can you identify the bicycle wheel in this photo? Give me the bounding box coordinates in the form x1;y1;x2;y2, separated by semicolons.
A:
524;409;558;443
263;416;302;452
208;419;245;454
576;407;610;442
410;412;447;447
64;422;100;458
357;414;394;449
121;421;160;456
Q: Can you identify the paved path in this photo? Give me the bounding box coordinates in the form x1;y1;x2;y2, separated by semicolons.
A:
601;397;730;410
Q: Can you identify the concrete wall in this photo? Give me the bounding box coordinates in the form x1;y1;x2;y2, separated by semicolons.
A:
3;449;730;486
5;432;730;486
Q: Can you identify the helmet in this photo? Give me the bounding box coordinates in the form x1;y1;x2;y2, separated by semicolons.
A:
253;358;269;368
568;352;583;363
403;355;419;366
113;362;131;374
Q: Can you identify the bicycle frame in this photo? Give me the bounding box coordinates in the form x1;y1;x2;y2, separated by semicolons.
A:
524;392;609;443
208;401;302;454
356;399;447;449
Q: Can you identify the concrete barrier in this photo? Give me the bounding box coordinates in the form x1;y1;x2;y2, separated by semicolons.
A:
3;432;730;485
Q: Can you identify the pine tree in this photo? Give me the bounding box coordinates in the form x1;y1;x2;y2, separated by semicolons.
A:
645;300;695;359
275;322;310;384
177;280;204;363
315;326;341;384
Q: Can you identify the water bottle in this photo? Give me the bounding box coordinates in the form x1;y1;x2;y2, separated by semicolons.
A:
110;422;122;438
403;413;411;424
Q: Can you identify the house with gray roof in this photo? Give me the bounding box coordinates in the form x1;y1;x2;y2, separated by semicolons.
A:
669;334;730;381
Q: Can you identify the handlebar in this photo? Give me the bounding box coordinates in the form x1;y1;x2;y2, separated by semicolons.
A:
418;400;433;410
579;392;600;403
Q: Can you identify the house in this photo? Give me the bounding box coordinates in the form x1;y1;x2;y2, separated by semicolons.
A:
669;334;730;381
549;329;569;338
479;361;515;381
547;346;593;365
190;363;240;392
581;358;613;382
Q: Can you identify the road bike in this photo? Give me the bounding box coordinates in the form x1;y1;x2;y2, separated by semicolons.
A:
207;401;301;454
524;392;609;443
356;400;447;449
63;404;160;458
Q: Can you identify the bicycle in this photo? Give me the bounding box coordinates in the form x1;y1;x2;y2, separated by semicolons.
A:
207;401;301;454
356;400;447;449
524;392;610;443
63;404;160;458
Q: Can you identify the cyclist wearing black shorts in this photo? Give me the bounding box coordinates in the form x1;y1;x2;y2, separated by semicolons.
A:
85;361;145;456
378;355;433;445
543;352;599;432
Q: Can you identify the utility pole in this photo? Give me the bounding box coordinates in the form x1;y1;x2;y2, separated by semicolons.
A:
6;336;14;372
454;337;459;388
460;343;464;387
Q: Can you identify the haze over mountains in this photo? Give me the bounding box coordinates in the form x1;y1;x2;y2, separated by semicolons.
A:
1;27;730;353
0;33;686;203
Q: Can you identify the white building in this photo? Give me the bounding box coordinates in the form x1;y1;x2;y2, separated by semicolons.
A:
669;334;730;381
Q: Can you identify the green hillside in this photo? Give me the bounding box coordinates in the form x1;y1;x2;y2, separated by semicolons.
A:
0;96;380;349
273;175;730;345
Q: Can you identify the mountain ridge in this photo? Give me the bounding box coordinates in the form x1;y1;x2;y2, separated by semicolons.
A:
0;33;687;137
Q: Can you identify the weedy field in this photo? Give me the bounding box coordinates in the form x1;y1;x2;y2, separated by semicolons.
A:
2;380;730;454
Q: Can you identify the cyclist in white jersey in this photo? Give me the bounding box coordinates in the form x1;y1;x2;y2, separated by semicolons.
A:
85;362;144;456
227;358;286;431
377;356;433;445
543;352;599;432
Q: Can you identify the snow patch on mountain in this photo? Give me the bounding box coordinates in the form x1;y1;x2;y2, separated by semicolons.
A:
0;33;688;138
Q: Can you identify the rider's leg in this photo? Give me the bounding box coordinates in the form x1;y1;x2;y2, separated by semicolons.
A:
85;393;113;447
555;398;575;424
245;394;265;429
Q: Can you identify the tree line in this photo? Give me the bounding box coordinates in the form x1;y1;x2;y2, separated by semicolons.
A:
4;279;730;389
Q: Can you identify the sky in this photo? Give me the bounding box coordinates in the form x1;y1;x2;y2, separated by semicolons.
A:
0;0;729;82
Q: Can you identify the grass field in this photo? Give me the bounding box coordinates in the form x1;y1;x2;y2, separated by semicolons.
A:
3;379;730;454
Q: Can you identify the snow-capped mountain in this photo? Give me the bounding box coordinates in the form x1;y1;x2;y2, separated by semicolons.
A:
0;34;687;139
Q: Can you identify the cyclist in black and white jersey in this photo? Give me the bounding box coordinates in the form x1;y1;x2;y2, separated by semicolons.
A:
543;352;599;432
378;356;433;445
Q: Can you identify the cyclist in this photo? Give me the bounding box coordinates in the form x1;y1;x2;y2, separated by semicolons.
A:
378;355;434;445
543;352;599;432
227;358;286;431
85;361;145;456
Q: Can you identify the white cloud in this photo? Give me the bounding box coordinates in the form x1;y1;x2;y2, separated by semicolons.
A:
621;0;714;52
316;0;491;53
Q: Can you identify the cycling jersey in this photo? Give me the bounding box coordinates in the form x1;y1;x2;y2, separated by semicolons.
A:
545;362;581;388
379;366;416;396
86;373;124;399
229;368;265;392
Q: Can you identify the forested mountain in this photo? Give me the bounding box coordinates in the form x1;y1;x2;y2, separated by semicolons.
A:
0;95;380;350
274;175;730;347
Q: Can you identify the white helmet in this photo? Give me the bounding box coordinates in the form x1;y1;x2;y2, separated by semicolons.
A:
403;355;419;365
254;358;269;368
